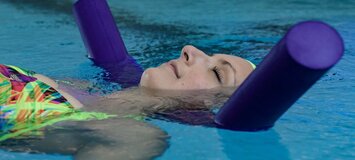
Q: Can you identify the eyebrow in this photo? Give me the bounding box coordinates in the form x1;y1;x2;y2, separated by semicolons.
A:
219;60;237;86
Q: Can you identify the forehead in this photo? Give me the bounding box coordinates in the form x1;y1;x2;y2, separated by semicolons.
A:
212;54;245;66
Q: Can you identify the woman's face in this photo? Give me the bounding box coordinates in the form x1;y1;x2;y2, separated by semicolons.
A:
140;45;254;90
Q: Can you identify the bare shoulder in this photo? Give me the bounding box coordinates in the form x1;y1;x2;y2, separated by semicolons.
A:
33;74;59;89
33;74;84;109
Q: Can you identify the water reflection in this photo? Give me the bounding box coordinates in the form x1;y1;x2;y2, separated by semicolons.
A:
150;119;290;160
217;129;291;160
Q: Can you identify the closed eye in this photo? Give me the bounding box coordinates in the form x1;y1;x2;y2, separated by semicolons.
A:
212;66;222;83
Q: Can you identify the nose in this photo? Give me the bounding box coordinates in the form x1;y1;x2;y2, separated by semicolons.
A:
180;45;209;66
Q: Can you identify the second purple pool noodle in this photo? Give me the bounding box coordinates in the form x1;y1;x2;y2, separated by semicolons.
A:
73;0;143;87
215;21;344;131
73;0;128;64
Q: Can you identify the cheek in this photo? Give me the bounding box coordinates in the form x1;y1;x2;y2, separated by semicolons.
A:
178;71;217;89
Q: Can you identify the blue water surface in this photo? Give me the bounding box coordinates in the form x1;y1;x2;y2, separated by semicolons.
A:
0;0;354;159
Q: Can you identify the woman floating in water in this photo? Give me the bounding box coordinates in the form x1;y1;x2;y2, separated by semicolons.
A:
0;45;255;159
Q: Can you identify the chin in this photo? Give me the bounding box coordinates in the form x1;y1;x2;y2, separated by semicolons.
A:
140;67;173;89
139;68;161;88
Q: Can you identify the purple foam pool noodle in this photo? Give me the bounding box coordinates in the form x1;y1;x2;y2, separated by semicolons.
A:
73;0;128;64
215;21;344;131
73;0;143;87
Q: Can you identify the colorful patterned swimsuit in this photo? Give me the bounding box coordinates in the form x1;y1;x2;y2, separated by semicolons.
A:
0;64;113;141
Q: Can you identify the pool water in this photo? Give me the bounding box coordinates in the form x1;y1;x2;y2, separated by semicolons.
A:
0;0;354;159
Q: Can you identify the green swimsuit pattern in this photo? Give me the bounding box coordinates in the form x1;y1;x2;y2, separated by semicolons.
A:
0;64;115;141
